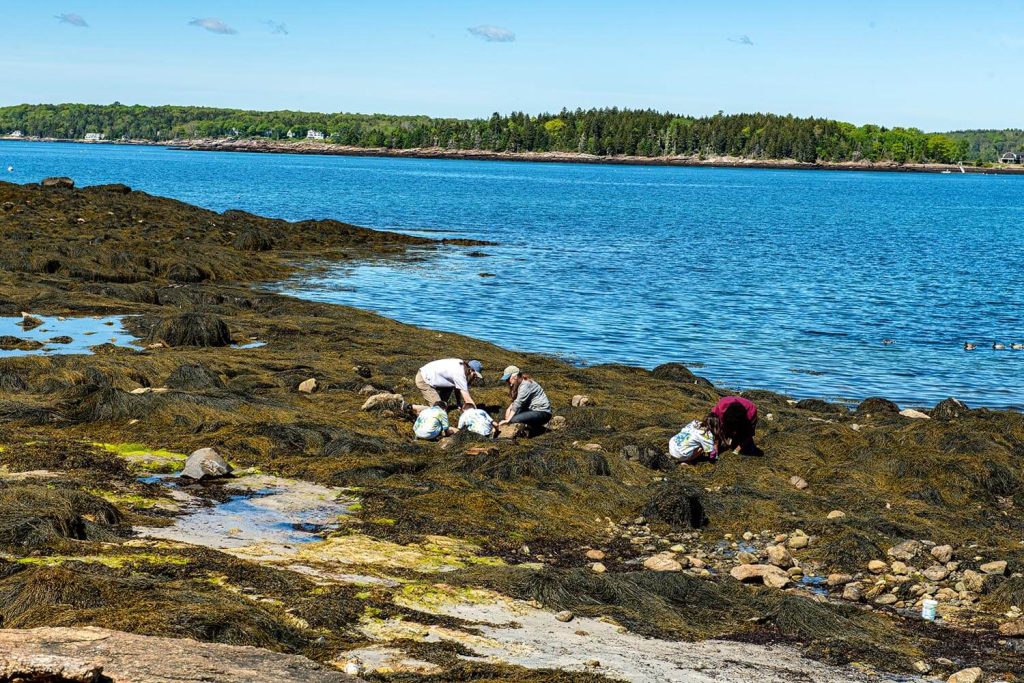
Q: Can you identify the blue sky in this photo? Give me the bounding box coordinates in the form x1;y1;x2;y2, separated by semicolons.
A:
2;1;1022;131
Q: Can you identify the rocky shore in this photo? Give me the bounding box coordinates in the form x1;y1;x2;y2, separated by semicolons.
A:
7;135;1024;175
0;177;1021;682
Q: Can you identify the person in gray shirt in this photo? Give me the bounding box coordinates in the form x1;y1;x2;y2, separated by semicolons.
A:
498;365;552;434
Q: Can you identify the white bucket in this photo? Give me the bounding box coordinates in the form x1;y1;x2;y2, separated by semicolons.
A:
921;598;938;621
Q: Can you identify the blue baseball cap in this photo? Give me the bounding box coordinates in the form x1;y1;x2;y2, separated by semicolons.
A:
468;360;483;376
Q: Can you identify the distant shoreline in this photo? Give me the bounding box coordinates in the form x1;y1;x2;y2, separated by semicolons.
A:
5;135;1024;175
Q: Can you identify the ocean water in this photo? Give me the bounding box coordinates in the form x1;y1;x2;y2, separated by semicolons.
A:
3;140;1023;408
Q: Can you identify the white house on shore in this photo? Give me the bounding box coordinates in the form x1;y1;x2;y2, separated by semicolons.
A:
1000;152;1023;164
8;130;24;138
286;129;295;139
306;129;325;140
84;132;105;141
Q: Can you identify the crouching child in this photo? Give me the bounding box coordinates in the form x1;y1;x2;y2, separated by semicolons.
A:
457;403;498;438
413;402;457;441
668;413;723;465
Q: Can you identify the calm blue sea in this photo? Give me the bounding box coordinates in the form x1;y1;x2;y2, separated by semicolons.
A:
3;140;1023;408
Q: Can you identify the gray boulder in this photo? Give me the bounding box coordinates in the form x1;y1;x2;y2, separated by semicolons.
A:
180;447;233;480
40;176;74;188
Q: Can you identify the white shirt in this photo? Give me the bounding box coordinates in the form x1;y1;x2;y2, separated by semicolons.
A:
419;358;469;391
458;408;495;436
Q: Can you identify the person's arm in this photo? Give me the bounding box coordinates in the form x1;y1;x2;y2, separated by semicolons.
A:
449;363;474;406
500;387;526;424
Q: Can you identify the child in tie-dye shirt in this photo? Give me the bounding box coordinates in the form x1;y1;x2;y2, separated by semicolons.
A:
668;413;723;465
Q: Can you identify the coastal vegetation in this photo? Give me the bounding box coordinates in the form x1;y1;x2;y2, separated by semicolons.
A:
0;102;980;164
0;177;1022;680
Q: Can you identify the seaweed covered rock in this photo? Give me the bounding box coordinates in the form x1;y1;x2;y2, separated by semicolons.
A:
0;485;121;549
932;397;970;421
166;363;225;391
644;479;707;529
796;398;848;414
149;312;231;347
40;176;74;188
856;396;900;415
233;228;275;252
651;362;714;388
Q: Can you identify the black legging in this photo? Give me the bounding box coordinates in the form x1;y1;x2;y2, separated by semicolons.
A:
508;410;552;434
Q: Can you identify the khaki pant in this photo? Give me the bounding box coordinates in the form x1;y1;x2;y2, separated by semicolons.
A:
415;371;453;406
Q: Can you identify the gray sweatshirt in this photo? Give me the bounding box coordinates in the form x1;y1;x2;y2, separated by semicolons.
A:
510;379;551;414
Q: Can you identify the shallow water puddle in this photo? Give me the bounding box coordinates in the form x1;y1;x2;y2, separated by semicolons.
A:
0;314;140;357
136;473;355;559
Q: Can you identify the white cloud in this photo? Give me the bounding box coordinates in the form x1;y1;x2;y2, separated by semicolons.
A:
728;34;754;46
55;13;88;28
189;17;237;35
468;25;515;43
264;20;288;35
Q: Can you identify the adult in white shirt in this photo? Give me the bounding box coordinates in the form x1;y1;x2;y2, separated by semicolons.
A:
415;358;484;407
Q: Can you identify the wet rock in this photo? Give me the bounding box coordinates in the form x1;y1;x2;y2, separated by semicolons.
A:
789;475;808;490
586;549;606;561
498;423;529;439
980;560;1007;575
644;553;683;572
932;397;970;421
181;447;233;480
572;394;594;407
826;510;846;520
360;393;405;412
548;415;567;431
766;544;794;568
888;540;923;561
856;397;900;415
932;545;954;563
947;667;982;683
41;176;75;188
298;378;319;394
0;626;354;682
730;564;791;589
555;610;575;622
18;314;43;330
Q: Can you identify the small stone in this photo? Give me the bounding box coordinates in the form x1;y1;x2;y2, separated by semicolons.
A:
766;544;794;568
827;573;853;587
644;554;683;572
826;510;846;520
980;560;1007;575
571;395;593;407
498;423;530;439
736;551;757;565
742;532;754;541
360;392;406;411
548;415;567;431
585;549;606;561
999;620;1024;637
868;560;888;574
555;610;575;622
899;408;931;419
891;561;909;575
787;534;809;550
687;557;705;569
923;565;950;582
913;660;931;674
787;566;804;578
789;475;808;490
947;667;982;683
591;562;606;574
932;545;954;563
297;378;318;394
875;593;898;606
842;583;863;601
888;540;923;561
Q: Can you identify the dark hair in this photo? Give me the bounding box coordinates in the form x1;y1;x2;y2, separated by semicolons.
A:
506;371;532;399
720;403;754;445
432;401;447;409
702;412;723;450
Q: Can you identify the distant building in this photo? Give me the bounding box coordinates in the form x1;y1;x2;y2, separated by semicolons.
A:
8;130;23;138
286;129;295;139
229;127;241;137
306;129;325;140
1000;152;1023;164
83;132;105;141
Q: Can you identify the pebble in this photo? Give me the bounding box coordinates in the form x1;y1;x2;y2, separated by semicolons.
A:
789;475;809;490
555;610;574;623
585;549;606;561
787;534;809;550
868;560;888;574
923;565;950;582
826;510;846;520
932;545;954;563
827;573;853;587
842;583;863;601
980;560;1007;575
875;593;898;606
591;563;606;574
736;551;757;565
890;561;909;575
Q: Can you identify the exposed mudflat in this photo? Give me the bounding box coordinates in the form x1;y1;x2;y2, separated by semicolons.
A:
0;178;1020;682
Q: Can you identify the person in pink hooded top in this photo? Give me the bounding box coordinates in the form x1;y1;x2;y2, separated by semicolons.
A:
712;396;762;456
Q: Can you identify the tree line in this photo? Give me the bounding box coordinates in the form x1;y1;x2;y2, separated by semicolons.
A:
0;102;989;164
